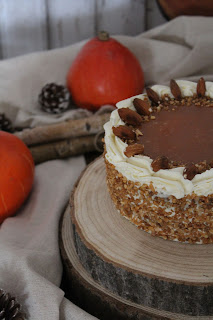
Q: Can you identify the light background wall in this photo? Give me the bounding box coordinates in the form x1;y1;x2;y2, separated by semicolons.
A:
0;0;167;60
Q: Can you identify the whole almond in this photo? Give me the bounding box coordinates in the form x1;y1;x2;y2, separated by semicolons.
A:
133;98;151;116
183;164;198;180
146;88;160;105
197;77;206;97
170;79;182;100
118;108;142;126
151;156;169;172
124;143;144;158
112;125;136;141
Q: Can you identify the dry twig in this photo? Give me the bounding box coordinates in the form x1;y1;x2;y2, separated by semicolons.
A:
15;113;110;146
29;134;104;164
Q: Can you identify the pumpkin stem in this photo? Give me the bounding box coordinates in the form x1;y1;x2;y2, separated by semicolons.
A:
98;31;109;41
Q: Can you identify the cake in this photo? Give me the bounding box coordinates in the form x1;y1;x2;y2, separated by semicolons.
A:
104;78;213;244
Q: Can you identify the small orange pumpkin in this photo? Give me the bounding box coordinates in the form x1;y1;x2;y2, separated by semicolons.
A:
0;131;34;223
67;31;144;111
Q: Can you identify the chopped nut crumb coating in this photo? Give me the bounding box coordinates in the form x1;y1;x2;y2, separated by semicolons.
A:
105;160;213;244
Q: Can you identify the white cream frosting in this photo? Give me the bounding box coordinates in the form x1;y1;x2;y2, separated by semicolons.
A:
104;80;213;199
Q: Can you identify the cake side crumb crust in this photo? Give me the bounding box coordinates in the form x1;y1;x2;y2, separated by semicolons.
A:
105;159;213;244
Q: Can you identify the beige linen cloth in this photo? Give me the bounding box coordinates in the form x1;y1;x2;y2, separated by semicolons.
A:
0;16;213;319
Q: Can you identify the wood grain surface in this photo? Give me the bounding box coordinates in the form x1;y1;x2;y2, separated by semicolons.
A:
60;157;213;318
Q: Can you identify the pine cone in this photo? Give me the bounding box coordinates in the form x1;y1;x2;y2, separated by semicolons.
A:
38;83;71;114
0;114;13;132
0;289;26;320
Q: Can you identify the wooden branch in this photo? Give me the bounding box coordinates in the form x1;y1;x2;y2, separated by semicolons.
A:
30;134;103;165
15;113;110;146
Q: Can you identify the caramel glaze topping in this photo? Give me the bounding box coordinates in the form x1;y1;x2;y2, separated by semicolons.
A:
115;78;213;178
137;104;213;164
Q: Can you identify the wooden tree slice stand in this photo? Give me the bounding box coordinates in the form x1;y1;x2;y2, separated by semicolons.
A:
59;157;213;319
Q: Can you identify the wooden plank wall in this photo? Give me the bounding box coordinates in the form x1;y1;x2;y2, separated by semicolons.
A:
0;0;167;60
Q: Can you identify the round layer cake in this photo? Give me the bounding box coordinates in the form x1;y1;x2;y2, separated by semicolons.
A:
104;78;213;244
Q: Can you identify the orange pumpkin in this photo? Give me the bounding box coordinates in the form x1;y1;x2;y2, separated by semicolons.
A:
67;31;144;111
0;131;34;223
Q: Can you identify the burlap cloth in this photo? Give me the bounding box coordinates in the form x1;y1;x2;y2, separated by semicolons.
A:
0;16;212;319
